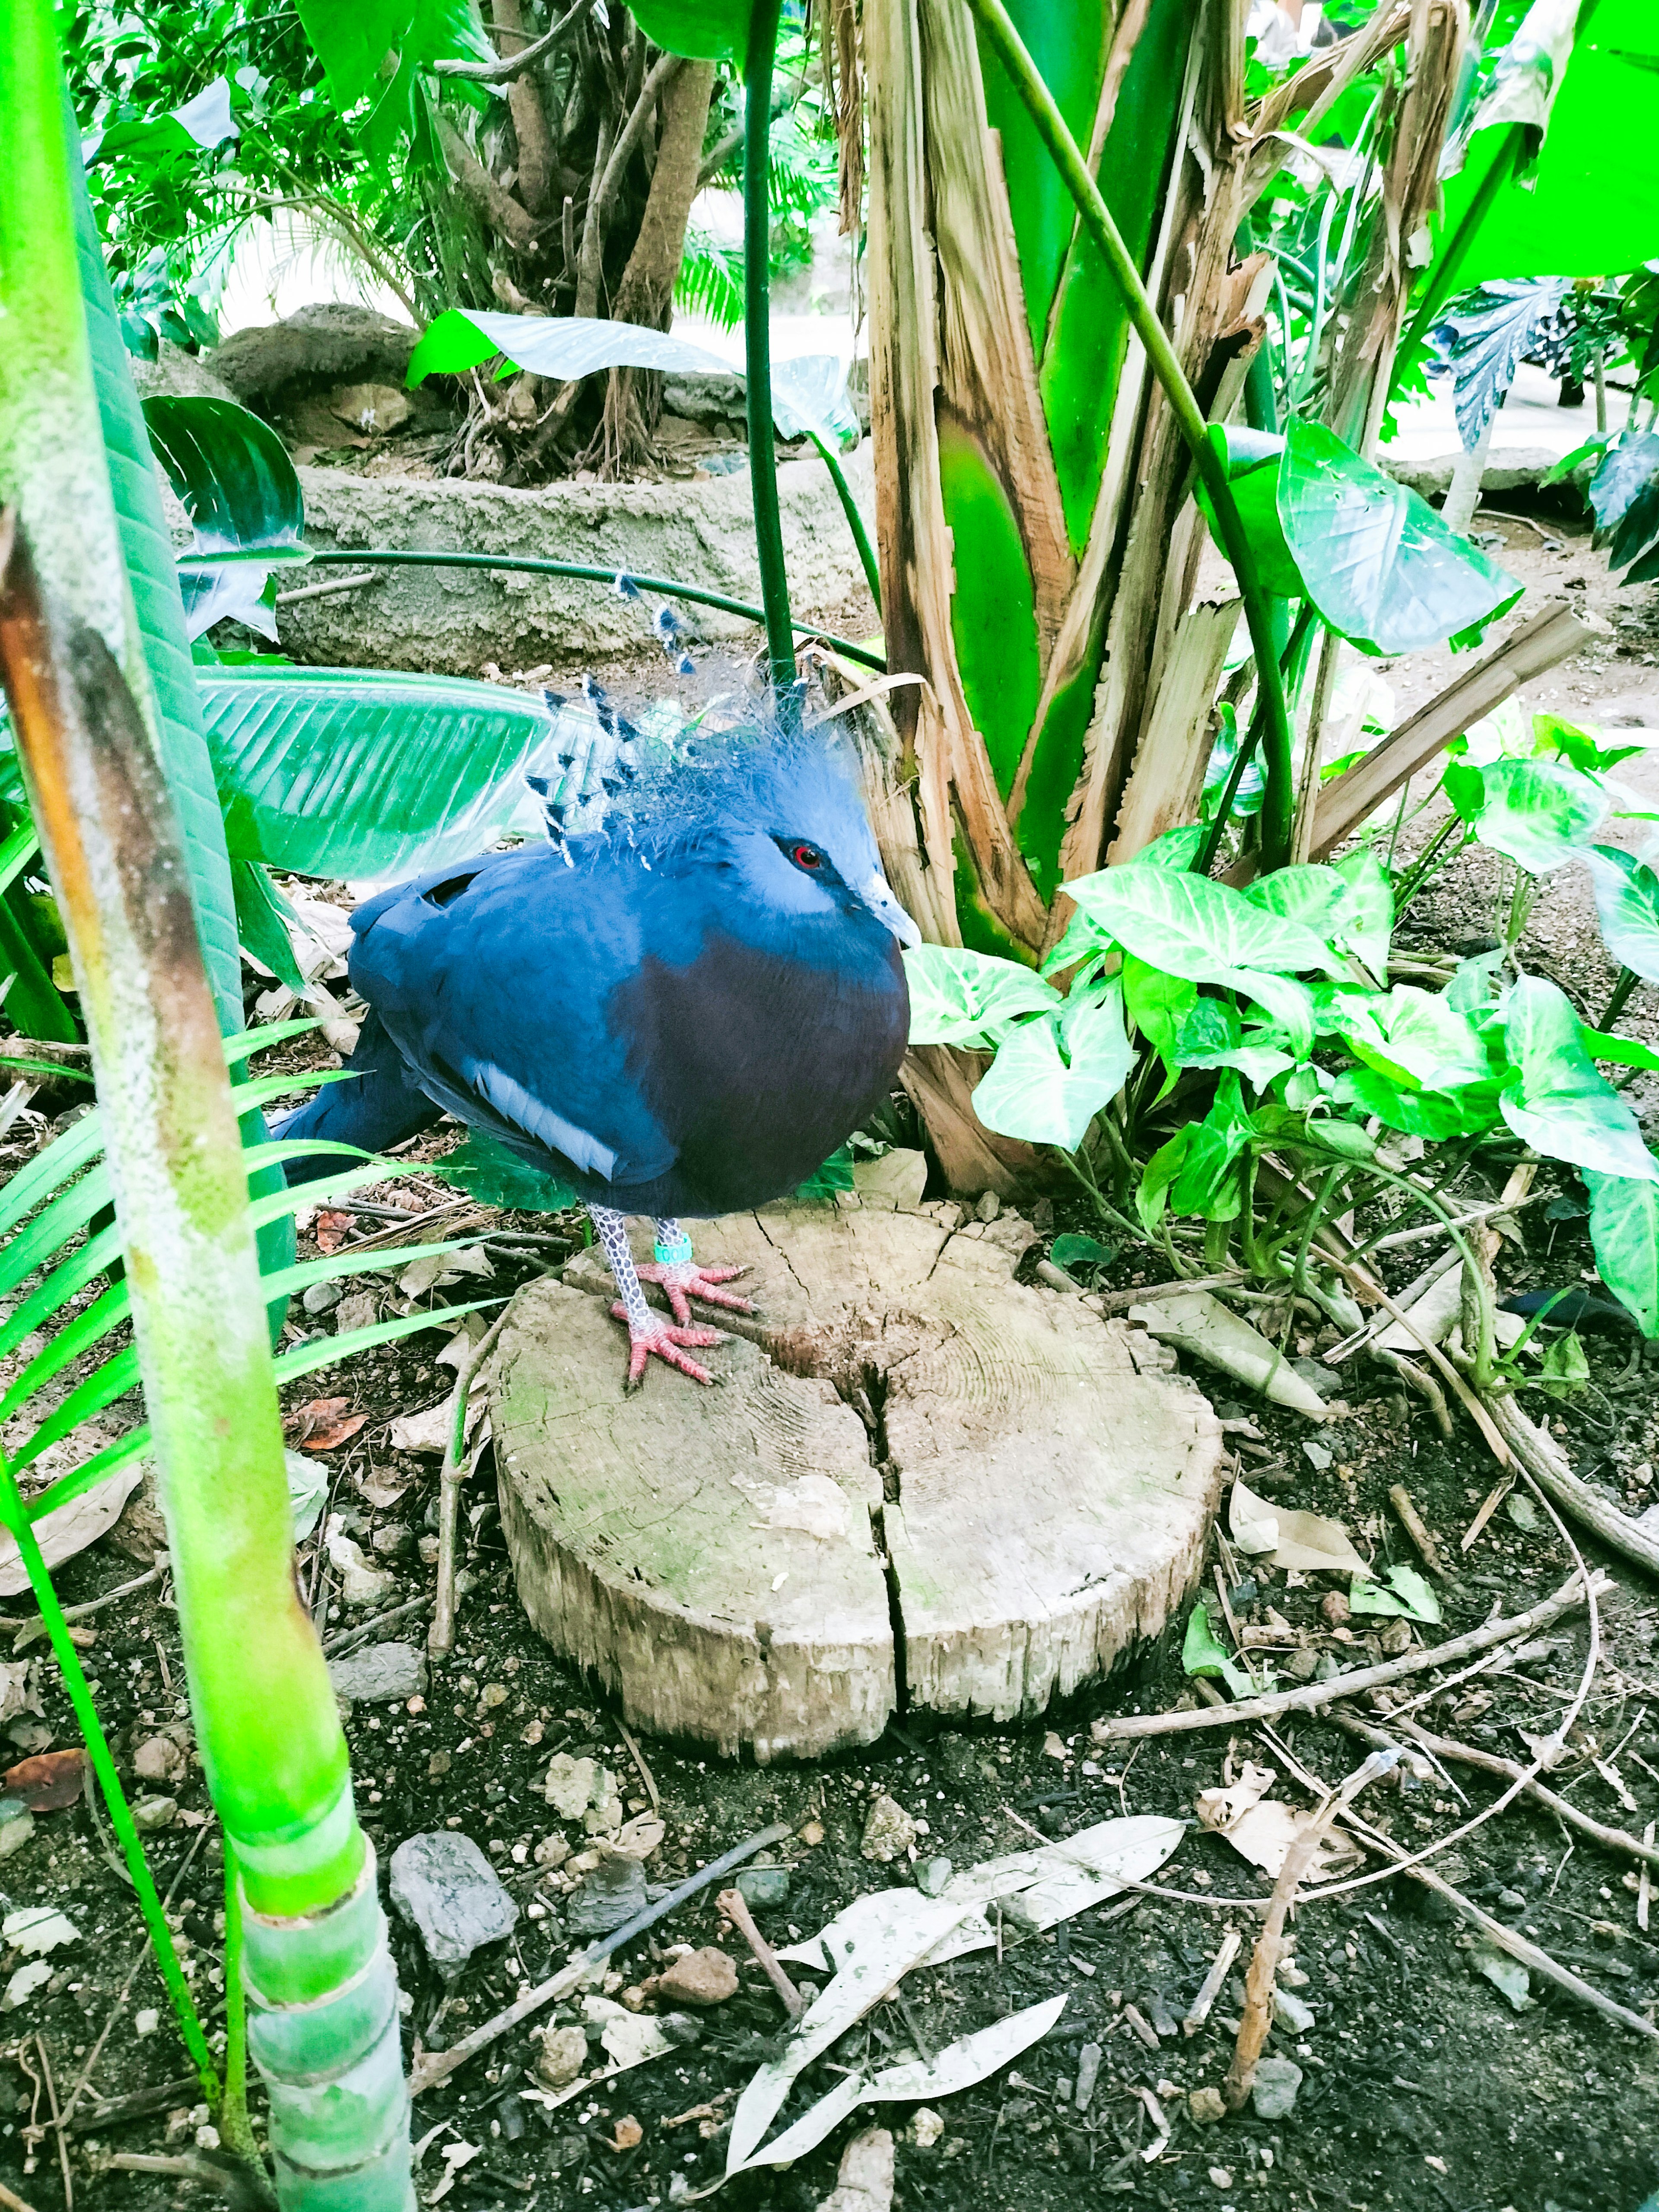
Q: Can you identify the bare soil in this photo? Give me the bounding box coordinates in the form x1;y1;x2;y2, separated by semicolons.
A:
1;492;1657;2212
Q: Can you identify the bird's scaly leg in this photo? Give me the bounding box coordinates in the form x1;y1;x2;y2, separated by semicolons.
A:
635;1217;756;1325
588;1205;724;1389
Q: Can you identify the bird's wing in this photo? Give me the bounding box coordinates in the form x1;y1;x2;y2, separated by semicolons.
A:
347;844;679;1189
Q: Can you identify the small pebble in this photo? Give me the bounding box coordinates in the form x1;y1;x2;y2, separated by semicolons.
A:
655;1946;738;2008
1252;2055;1303;2119
861;1793;918;1862
537;2025;589;2089
734;1866;790;1908
1188;2087;1226;2125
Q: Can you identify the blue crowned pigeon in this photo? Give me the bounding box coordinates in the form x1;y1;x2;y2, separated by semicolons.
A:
276;720;918;1387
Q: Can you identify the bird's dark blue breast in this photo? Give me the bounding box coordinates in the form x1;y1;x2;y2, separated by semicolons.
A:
347;839;909;1220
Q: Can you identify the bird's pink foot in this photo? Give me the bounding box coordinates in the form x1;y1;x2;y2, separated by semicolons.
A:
611;1302;725;1390
634;1259;755;1328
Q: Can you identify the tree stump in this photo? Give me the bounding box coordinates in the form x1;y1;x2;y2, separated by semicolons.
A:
490;1182;1224;1761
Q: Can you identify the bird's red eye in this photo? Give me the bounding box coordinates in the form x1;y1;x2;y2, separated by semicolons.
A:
791;843;823;870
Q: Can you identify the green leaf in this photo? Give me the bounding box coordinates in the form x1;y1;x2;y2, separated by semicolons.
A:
1430;278;1568;449
200;666;561;877
1048;1233;1116;1274
1531;712;1649;775
1332;1065;1504;1139
970;983;1135;1151
1332;850;1394;976
1168;1071;1250;1221
1582;1026;1659;1072
230;861;306;992
1181;1598;1253;1700
1450;756;1607;874
796;1144;855;1201
1349;1564;1442;1623
142;396;305;641
904;946;1062;1051
422;1130;578;1214
1242;862;1348;939
407;309;731;391
1542;430;1615;488
1586;1168;1659;1337
1585;844;1659;982
1215;421;1524;654
1335;984;1492;1093
1499;973;1658;1181
1585;431;1659;531
625;0;755;63
1539;1329;1591;1397
1064;868;1343;986
770;356;860;452
1122;954;1196;1059
84;75;239;167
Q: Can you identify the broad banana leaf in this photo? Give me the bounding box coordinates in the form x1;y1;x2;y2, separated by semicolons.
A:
1436;0;1659;285
201;667;562;879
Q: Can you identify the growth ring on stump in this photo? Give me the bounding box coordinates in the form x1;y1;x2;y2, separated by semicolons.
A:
490;1183;1224;1760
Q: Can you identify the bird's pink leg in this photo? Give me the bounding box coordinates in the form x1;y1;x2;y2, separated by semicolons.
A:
587;1205;724;1390
635;1217;756;1325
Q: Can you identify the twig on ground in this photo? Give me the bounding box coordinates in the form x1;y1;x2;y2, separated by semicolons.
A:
1376;1348;1452;1438
322;1594;432;1659
408;1821;793;2096
1460;1472;1515;1552
1367;1188;1545;1254
1093;1572;1602;1739
1641;1826;1653;1931
1330;1710;1659;1871
35;2038;70;2212
1182;1927;1242;2036
8;1566;161;1648
1472;1380;1659;1581
1389;1483;1446;1576
1096;1270;1246;1314
1271;1734;1657;2040
0;2183;37;2212
1223;1749;1398;2110
429;1310;512;1658
717;1886;804;2018
615;1714;660;1815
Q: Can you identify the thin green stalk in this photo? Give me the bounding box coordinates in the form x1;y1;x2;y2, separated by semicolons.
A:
807;431;882;610
1396;130;1522;389
1601;966;1640;1030
1293;188;1340;414
743;0;796;696
0;1457;217;2101
1197;603;1317;874
294;549;884;671
965;0;1297;869
1392;811;1467;915
1504;861;1535;948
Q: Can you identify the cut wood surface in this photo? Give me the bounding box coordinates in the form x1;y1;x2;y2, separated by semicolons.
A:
490;1179;1224;1759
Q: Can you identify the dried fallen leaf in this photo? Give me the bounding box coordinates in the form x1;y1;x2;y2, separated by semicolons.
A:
314;1211;354;1255
1196;1764;1362;1880
286;1398;368;1451
3;1749;86;1812
1263;1503;1368;1576
0;1468;144;1597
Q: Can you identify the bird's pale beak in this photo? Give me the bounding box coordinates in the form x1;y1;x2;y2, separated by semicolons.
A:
860;871;922;949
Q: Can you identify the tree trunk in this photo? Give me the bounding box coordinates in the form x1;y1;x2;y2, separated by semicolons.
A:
597;58;717;471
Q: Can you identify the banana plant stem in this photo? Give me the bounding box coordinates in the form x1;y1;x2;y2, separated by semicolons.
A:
0;1462;218;2102
294;549;884;671
965;0;1296;868
744;0;796;696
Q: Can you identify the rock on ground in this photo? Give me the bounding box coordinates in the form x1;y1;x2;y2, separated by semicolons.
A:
861;1794;918;1862
655;1947;738;2008
817;2126;894;2212
389;1831;518;1978
328;1642;426;1706
564;1853;648;1937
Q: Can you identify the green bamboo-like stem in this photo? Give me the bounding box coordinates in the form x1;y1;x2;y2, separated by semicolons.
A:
0;7;410;2199
291;549;884;670
743;0;797;695
0;1456;218;2101
1197;603;1317;874
964;0;1297;869
806;432;882;610
219;1840;258;2165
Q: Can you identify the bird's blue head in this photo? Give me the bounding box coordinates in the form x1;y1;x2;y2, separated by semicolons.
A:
630;725;921;951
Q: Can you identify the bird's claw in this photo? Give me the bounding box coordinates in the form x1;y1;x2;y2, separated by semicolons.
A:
635;1259;756;1328
611;1302;725;1390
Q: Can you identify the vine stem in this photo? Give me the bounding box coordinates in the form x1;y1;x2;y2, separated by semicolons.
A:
260;550;886;672
964;0;1297;868
743;0;797;696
